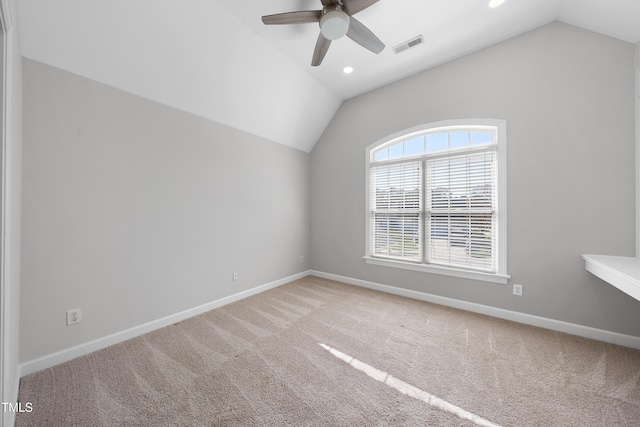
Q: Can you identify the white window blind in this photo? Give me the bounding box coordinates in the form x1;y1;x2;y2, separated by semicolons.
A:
426;150;496;272
370;162;422;261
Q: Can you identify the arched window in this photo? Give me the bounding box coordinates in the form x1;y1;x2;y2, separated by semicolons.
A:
365;119;509;284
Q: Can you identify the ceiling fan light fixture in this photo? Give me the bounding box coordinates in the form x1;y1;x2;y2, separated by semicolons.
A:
320;10;350;40
488;0;506;7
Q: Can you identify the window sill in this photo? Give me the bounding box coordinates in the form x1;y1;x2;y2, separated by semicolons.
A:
363;256;510;284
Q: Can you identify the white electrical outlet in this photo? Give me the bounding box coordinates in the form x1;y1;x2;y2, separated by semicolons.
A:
299;255;305;263
513;284;523;296
66;308;82;325
232;272;238;281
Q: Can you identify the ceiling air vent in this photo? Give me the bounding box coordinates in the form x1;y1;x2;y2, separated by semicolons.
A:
392;35;424;54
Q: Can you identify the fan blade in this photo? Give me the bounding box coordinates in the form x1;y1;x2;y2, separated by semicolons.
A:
343;0;379;16
262;10;321;25
347;16;384;54
312;33;332;66
320;0;337;6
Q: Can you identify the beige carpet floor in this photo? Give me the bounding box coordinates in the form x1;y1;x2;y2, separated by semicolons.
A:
16;276;640;426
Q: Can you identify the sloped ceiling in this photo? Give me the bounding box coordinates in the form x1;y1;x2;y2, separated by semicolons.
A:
18;0;640;152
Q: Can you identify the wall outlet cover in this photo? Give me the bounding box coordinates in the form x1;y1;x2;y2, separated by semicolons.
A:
66;308;82;325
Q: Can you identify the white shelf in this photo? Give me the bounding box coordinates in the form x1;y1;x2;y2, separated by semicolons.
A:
583;254;640;301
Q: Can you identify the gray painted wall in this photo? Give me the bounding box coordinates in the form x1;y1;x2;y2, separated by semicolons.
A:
311;22;640;337
20;59;310;362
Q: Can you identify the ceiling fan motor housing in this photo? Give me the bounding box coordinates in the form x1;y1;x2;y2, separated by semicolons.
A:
320;9;350;40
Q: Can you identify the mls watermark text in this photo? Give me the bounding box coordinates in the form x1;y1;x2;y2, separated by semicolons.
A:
2;402;33;413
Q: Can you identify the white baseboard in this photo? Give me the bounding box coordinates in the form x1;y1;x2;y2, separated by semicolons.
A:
310;270;640;350
19;271;311;377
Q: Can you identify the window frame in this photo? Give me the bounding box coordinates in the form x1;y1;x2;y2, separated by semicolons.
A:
364;119;509;284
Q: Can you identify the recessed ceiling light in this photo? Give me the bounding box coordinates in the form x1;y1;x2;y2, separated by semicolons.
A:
489;0;506;7
343;66;354;74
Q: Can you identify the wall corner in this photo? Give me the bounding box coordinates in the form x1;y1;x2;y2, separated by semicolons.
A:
636;42;639;256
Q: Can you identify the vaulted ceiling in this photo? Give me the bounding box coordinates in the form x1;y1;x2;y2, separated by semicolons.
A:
18;0;640;152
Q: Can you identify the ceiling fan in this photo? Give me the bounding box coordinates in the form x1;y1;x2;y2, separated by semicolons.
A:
262;0;385;67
